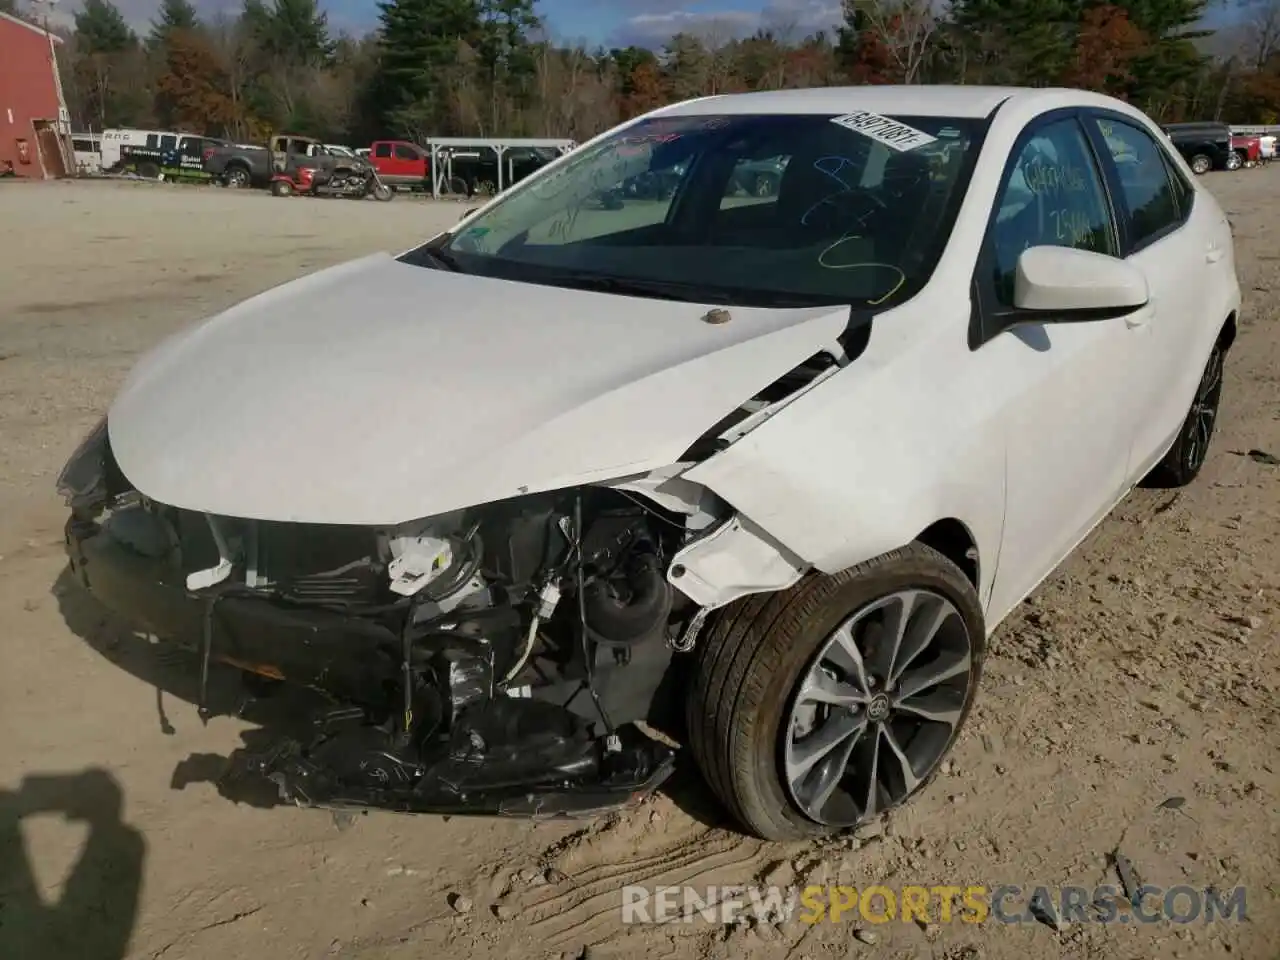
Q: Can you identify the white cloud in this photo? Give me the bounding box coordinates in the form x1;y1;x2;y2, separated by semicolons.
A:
612;0;841;47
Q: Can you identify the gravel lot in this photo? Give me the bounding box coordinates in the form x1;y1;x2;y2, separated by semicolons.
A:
0;176;1277;960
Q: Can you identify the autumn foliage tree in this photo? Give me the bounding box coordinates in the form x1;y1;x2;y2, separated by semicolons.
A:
1061;4;1148;94
620;61;668;117
155;28;237;132
839;0;940;84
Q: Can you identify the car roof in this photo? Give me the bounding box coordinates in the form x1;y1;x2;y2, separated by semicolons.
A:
652;85;1114;120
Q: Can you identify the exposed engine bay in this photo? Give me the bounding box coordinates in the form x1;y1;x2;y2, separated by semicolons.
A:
60;346;849;818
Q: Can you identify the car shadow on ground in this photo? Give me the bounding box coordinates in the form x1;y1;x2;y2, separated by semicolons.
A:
50;565;734;828
0;769;145;960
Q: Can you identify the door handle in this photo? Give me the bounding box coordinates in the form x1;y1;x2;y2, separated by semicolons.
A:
1126;306;1154;329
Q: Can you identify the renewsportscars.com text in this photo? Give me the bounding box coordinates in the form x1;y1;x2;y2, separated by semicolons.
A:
620;884;1248;926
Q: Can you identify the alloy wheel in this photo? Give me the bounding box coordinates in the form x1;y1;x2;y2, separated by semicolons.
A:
782;588;974;827
1183;345;1224;473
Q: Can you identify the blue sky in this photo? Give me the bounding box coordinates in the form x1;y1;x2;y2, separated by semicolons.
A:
519;0;841;48
330;0;1244;50
72;0;845;46
55;0;1246;51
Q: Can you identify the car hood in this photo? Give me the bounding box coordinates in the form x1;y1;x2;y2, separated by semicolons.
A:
107;253;847;525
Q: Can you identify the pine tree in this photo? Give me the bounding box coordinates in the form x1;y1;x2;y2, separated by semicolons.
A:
476;0;540;116
74;0;135;55
246;0;334;67
1108;0;1211;113
149;0;199;48
949;0;1083;85
374;0;483;133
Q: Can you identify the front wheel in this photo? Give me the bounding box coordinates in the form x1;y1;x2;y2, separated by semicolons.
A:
371;181;393;201
686;543;984;841
270;179;293;197
1226;151;1243;171
1189;153;1213;175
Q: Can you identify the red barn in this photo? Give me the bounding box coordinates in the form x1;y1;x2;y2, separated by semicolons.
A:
0;10;72;178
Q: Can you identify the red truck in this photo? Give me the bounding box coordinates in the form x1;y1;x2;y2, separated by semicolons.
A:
1229;134;1261;170
368;140;432;191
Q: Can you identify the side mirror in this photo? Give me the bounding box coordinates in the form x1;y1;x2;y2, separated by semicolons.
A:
1013;246;1149;317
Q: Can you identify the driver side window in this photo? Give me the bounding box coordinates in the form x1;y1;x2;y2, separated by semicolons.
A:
990;118;1118;305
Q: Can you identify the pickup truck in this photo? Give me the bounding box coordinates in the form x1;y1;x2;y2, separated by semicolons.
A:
368;140;432;191
369;139;564;196
204;134;371;188
1161;121;1232;175
115;134;228;181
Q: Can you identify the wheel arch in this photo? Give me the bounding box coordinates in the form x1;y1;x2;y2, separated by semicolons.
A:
1219;310;1237;352
914;517;979;589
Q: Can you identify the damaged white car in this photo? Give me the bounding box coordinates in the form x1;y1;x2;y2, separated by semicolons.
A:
59;85;1239;840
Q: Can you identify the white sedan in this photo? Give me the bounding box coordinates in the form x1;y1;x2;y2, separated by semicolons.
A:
58;85;1239;840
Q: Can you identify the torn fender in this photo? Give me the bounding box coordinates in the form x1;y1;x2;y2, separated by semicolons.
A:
680;310;1006;612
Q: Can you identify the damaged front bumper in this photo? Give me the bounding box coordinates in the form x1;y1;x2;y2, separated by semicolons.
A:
250;711;675;819
63;513;677;818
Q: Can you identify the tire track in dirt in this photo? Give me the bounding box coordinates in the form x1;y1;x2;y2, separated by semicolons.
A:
519;826;771;947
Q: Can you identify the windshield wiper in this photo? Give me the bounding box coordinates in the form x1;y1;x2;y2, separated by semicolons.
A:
419;244;463;272
535;271;836;308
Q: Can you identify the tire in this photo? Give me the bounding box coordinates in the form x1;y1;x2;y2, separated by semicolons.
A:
1189;153;1213;175
270;179;293;197
1226;151;1242;171
137;162;161;180
1143;338;1226;488
371;182;393;202
685;542;985;841
224;165;251;189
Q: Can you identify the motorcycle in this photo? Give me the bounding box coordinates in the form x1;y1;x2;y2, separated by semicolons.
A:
271;164;394;201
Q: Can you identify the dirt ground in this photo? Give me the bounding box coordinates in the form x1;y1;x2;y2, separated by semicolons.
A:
0;176;1276;960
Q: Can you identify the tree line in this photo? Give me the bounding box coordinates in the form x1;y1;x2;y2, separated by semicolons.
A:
5;0;1280;146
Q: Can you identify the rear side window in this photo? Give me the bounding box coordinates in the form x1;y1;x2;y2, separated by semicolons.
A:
160;134;178;150
375;143;392;159
1089;117;1181;250
989;118;1118;305
146;134;158;148
394;143;418;160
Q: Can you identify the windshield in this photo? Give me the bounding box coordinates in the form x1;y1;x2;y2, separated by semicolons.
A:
410;112;983;308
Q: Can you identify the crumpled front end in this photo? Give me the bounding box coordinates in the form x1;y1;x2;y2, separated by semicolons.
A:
57;381;826;816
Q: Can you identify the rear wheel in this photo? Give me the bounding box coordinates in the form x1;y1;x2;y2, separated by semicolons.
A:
1189;153;1213;175
1226;151;1243;171
686;543;984;841
225;166;250;188
137;161;161;180
270;179;293;197
1144;339;1226;488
